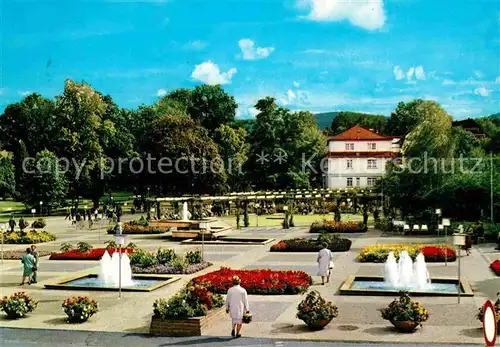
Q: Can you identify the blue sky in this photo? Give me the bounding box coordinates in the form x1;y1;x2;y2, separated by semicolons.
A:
1;0;499;119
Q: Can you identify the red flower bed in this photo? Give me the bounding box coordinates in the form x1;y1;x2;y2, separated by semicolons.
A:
49;248;134;260
421;246;457;262
490;260;500;276
191;267;312;295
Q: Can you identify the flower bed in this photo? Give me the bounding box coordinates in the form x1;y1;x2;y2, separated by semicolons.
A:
49;248;134;260
310;220;366;233
106;224;166;234
358;244;456;263
2;230;56;244
191;267;312;294
130;249;210;274
490;260;500;276
270;234;352;252
0;250;52;260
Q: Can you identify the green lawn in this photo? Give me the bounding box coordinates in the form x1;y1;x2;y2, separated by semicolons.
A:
220;213;365;228
0;200;25;213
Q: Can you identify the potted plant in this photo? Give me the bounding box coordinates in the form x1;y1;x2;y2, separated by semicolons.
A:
62;296;98;323
296;290;338;330
476;292;500;331
0;292;38;319
380;291;429;333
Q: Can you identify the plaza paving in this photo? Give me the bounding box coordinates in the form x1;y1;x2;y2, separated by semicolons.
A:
0;215;498;345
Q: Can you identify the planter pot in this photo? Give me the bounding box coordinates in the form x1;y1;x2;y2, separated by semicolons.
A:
4;309;25;319
150;306;225;336
390;320;420;333
306;318;332;331
65;308;96;323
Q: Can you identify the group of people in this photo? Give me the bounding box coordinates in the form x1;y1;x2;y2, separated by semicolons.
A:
20;245;39;285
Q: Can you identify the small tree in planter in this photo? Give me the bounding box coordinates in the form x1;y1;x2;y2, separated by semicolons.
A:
0;292;38;319
297;290;338;330
380;291;429;333
62;296;98;323
31;218;47;229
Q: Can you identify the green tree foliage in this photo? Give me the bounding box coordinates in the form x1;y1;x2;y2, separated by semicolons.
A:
329;111;387;135
386;99;428;136
0;152;15;198
214;124;250;191
187;85;237;131
247;97;326;190
23;150;68;211
143;114;227;195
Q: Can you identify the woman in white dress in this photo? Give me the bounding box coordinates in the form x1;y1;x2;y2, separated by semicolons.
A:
317;243;333;285
225;276;249;338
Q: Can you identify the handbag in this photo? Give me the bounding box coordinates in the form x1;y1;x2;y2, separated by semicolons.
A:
329;261;334;269
242;312;252;324
32;265;37;271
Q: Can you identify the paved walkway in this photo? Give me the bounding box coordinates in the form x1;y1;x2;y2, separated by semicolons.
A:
0;216;499;344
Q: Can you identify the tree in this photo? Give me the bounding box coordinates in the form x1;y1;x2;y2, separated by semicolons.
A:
142;113;227;195
22;150;68;212
329;111;387;135
55;79;109;207
386;99;428;137
0;152;15;198
188;85;237;131
214;124;250;191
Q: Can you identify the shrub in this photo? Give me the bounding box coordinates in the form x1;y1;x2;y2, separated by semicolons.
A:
76;242;93;253
31;218;47;229
130;250;158;267
3;230;57;244
185;249;203;264
192;267;312;295
107;224;166;234
490;260;500;276
270;234;352;252
104;240;117;250
358;244;456;263
131;261;211;275
62;296;98;323
0;292;38;319
156;248;177;264
153;283;224;319
126;242;138;250
297;290;338;327
380;291;429;325
60;243;73;252
128;216;149;227
310;220;366;233
476;294;500;325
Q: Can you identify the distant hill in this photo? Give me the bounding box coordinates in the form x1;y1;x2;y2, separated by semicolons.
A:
314;112;338;130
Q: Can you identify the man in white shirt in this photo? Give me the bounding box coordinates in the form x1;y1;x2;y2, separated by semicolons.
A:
225;276;249;338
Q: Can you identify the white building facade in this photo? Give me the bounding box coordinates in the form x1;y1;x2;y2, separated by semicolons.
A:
325;126;400;189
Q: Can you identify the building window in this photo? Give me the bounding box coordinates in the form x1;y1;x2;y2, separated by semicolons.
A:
347;177;353;187
367;177;377;186
345;143;354;150
356;177;360;186
367;159;377;169
346;159;353;169
368;142;376;150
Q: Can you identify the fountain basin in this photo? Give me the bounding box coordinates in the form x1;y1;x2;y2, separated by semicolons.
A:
339;275;474;296
45;274;180;292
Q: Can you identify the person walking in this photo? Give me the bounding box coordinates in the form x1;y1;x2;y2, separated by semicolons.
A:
317;243;333;285
20;248;35;285
30;245;39;283
226;276;249;338
8;215;16;232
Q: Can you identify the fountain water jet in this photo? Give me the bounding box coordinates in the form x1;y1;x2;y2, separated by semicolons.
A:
383;251;430;289
98;250;134;287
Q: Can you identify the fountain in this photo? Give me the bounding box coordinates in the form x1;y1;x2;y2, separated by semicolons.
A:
98;250;134;287
44;250;180;292
340;250;473;296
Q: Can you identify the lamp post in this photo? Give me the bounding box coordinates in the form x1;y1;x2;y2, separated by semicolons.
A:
255;203;260;227
114;222;125;299
39;201;43;216
453;232;466;304
199;222;208;261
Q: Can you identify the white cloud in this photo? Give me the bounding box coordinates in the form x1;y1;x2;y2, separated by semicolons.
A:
393;65;404;80
18;91;31;96
156;88;167;97
298;0;385;30
304;49;326;54
474;70;484;78
293;81;300;88
184;40;207;50
495;76;500;84
248;107;259;117
406;67;415;80
415;66;425;80
0;88;4;95
320;70;329;75
238;39;274;60
442;79;455;85
191;61;237;85
474;87;490;97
